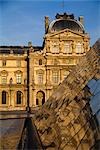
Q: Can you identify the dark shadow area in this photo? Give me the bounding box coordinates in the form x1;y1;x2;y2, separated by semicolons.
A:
17;117;43;150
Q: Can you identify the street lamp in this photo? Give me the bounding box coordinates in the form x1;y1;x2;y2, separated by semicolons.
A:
9;78;13;107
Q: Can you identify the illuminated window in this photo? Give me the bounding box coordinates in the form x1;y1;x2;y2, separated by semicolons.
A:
2;60;6;66
0;70;8;84
16;74;22;84
64;43;71;53
1;75;7;84
52;43;59;53
16;91;22;104
52;71;59;84
2;91;7;104
76;43;82;53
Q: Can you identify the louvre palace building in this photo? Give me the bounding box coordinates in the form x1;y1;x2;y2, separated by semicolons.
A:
0;13;90;111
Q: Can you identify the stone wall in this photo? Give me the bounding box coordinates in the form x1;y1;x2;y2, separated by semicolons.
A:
33;39;100;150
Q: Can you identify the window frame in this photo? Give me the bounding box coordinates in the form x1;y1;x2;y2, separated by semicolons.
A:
16;74;22;84
76;43;83;54
2;91;7;104
16;91;22;104
52;71;59;84
38;72;43;84
64;43;71;54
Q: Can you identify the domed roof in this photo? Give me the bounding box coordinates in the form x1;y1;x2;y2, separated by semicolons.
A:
48;13;85;33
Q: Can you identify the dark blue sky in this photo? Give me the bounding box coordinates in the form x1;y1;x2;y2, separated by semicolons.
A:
0;0;100;46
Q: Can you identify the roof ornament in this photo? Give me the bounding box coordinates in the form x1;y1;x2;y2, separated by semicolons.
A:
55;13;74;19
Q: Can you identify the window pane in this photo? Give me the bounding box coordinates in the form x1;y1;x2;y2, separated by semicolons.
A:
52;44;59;53
1;76;7;84
16;74;22;84
76;43;82;53
52;71;59;83
2;91;7;104
38;73;43;84
64;44;71;53
17;91;22;104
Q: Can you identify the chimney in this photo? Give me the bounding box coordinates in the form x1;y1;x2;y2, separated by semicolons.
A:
45;16;49;33
78;16;84;25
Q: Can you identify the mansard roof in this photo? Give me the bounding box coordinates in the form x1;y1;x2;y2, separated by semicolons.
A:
48;13;85;34
0;46;43;54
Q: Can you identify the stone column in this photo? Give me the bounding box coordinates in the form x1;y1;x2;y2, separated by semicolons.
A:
72;41;76;54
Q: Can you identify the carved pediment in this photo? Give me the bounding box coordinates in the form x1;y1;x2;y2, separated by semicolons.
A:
0;70;8;76
46;29;86;39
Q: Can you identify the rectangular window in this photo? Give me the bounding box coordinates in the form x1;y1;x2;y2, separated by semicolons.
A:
38;73;43;84
1;76;7;84
76;43;82;53
16;74;22;84
52;44;59;53
64;44;70;53
52;71;59;84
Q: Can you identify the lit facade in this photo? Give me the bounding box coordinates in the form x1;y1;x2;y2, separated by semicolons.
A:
0;13;90;111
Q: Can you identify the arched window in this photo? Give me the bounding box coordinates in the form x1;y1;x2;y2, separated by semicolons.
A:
36;91;45;106
39;59;42;65
36;99;38;105
16;91;22;104
2;91;7;104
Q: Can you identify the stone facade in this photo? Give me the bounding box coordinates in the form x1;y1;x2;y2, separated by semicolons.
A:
0;48;27;111
0;13;90;111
